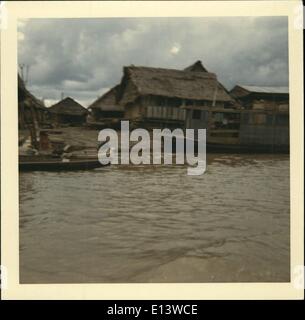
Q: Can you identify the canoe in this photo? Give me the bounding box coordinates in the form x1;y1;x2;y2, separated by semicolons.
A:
19;159;108;171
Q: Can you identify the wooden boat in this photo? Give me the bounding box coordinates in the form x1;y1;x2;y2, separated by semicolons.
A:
19;158;108;172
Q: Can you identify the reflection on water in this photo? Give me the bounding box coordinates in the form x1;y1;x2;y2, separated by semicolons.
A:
19;154;290;283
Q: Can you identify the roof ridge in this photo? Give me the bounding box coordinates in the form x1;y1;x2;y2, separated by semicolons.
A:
125;64;215;76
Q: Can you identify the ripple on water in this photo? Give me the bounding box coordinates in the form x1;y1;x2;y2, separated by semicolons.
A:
19;154;290;283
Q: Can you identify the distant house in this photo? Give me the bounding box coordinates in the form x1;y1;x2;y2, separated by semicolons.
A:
229;85;289;149
89;60;233;129
183;83;289;152
49;97;88;126
18;75;49;129
87;85;125;128
230;85;289;111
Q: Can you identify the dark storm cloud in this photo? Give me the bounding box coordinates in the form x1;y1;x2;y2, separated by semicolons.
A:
18;17;288;107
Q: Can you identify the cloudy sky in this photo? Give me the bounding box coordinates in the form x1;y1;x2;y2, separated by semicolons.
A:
18;17;288;107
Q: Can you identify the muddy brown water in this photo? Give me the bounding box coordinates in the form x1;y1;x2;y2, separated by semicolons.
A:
19;154;290;283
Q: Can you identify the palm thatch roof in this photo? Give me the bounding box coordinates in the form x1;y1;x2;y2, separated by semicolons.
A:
89;85;124;112
231;85;289;98
18;75;47;110
183;60;208;72
49;97;88;116
119;63;233;105
90;61;233;111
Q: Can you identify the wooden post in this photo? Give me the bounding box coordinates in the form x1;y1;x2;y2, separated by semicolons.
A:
271;110;276;152
28;104;39;150
39;131;51;151
212;81;218;107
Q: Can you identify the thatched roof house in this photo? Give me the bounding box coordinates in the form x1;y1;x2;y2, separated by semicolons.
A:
18;75;49;129
18;75;46;110
230;85;289;110
49;97;88;125
229;85;289;150
89;85;124;112
49;97;88;116
87;86;125;128
231;85;289;97
119;62;232;106
89;60;233;129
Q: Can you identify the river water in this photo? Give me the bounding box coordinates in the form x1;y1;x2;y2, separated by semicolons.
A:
19;154;290;283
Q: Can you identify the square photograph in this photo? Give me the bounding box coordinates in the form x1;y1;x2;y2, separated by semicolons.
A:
17;16;290;284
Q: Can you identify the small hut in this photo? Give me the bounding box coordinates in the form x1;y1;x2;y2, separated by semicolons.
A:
230;85;289;110
229;85;289;148
18;75;49;129
49;97;88;126
87;85;125;128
